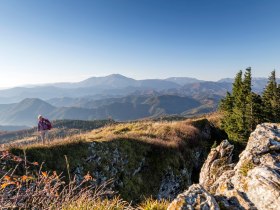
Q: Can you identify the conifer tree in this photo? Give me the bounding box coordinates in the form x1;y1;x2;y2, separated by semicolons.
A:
262;70;278;122
251;92;264;128
243;67;253;133
232;70;248;141
219;92;233;112
220;69;256;142
220;71;244;141
220;69;279;143
219;92;235;136
276;84;280;122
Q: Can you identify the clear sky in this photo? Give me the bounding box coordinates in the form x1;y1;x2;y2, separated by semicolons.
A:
0;0;280;87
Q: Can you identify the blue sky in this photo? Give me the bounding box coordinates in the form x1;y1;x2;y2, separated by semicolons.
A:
0;0;280;87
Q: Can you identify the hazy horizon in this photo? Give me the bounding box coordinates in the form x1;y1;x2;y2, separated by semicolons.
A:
0;72;279;90
0;73;217;89
1;0;280;87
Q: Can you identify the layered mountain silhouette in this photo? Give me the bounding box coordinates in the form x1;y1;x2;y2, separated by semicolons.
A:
0;74;277;104
0;95;203;126
0;74;183;104
0;74;278;127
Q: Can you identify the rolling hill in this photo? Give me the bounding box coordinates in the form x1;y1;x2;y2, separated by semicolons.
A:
0;95;204;127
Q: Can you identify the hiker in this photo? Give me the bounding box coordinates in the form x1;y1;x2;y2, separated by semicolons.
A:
37;115;52;144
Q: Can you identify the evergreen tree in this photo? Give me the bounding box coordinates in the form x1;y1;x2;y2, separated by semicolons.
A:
232;71;243;99
251;92;264;128
219;92;233;112
220;71;245;141
232;70;249;141
220;69;279;143
262;70;278;122
276;84;280;122
220;69;258;142
243;67;253;134
219;92;236;137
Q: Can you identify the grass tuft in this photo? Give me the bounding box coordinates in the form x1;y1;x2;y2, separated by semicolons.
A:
137;197;169;210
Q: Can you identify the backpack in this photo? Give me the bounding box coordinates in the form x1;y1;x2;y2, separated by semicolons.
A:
43;118;52;130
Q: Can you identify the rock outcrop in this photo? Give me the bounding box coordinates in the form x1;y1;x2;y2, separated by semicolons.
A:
158;168;192;200
199;139;235;192
169;123;280;210
167;184;219;210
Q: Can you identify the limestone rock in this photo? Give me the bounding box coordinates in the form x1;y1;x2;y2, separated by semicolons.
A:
171;123;280;210
199;139;235;192
210;169;235;194
215;123;280;210
158;168;191;200
245;166;280;210
167;184;219;210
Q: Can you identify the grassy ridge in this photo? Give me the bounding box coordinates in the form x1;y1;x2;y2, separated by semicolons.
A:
8;114;225;204
0;119;115;146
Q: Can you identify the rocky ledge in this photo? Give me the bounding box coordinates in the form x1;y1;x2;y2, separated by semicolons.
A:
168;123;280;210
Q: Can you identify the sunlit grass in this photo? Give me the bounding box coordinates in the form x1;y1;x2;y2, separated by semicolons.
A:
137;197;169;210
1;114;223;208
3;114;222;153
86;119;204;149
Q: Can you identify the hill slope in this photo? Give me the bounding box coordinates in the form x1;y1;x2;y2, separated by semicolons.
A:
8;117;226;203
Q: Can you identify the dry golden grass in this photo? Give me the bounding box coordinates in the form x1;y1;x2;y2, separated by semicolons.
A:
85;119;203;149
137;197;169;210
204;112;223;128
0;115;222;209
62;196;133;210
2;133;85;151
3;112;223;156
4;116;215;152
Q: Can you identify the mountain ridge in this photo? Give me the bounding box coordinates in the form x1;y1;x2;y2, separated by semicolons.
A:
0;74;278;127
0;95;206;127
0;74;277;104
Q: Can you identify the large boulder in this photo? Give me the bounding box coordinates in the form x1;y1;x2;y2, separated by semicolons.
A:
167;184;219;210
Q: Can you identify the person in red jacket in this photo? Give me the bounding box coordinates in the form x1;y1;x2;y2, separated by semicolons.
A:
37;115;52;144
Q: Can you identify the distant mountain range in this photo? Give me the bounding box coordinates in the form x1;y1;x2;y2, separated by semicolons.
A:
0;95;207;127
0;125;29;131
0;74;278;104
0;74;278;128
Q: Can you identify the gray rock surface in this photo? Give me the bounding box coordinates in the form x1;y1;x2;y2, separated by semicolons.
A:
169;123;280;210
199;139;235;192
158;168;191;200
228;123;280;210
167;184;219;210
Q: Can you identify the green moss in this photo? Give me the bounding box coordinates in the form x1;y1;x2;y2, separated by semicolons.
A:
239;160;255;176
